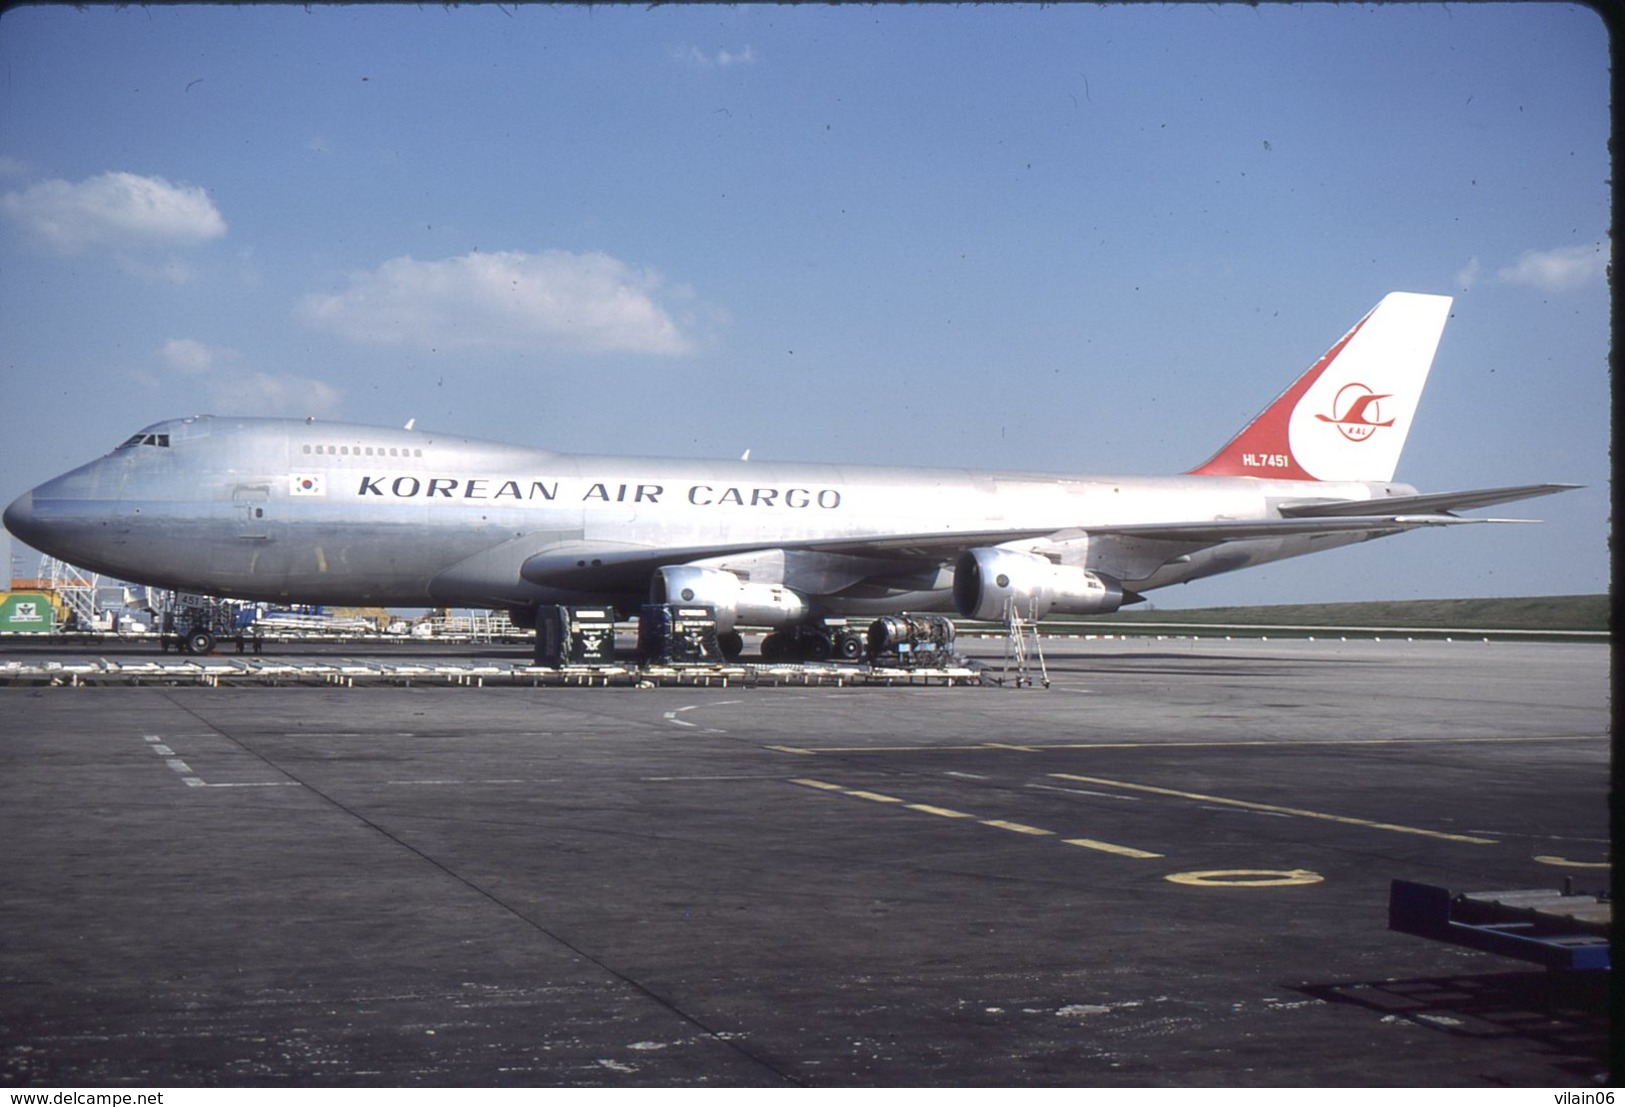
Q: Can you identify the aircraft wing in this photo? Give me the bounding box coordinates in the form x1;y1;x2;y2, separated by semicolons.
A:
519;487;1567;590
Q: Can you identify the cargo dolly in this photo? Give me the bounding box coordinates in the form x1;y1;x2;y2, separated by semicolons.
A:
1389;879;1610;971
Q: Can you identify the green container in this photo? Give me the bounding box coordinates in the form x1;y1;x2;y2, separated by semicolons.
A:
0;593;56;633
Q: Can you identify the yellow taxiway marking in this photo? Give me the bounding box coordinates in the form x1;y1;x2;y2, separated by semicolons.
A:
978;819;1054;837
1065;838;1164;859
1166;869;1323;888
767;734;1598;755
789;779;1154;854
905;803;976;819
846;790;905;804
1049;772;1496;844
1534;854;1610;869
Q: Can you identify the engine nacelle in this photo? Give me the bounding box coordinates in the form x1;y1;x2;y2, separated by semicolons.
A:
951;547;1125;622
652;565;808;633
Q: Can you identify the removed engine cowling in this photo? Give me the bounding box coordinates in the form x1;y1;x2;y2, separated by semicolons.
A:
952;547;1126;621
652;565;808;633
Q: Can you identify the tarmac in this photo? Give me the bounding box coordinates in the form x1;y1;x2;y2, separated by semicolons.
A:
0;634;1611;1087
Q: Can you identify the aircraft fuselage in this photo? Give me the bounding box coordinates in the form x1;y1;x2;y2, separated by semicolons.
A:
3;415;1401;616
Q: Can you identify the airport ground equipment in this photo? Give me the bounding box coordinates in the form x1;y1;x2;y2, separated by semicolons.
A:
1389;879;1610;971
36;556;97;631
759;618;868;662
997;602;1049;688
637;603;724;664
867;613;957;667
157;592;244;655
535;605;616;666
0;653;981;688
824;619;869;661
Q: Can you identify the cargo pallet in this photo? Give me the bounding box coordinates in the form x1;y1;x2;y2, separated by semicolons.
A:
0;657;983;689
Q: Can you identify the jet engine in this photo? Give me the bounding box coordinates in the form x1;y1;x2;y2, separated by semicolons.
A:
652;565;808;633
951;547;1125;621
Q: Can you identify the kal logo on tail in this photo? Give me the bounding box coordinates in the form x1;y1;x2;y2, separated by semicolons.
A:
1315;383;1394;442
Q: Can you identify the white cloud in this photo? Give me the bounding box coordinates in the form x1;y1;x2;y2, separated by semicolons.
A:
161;338;217;375
1495;243;1607;292
1454;257;1482;291
229;372;343;418
297;249;701;355
155;338;342;418
1;171;226;253
671;44;758;69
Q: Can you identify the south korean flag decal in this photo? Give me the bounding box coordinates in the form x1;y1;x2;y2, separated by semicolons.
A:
290;474;326;497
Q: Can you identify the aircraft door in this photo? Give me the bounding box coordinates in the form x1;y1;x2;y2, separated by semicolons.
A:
234;484;271;539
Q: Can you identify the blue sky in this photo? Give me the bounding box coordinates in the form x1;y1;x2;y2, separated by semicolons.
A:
0;3;1609;608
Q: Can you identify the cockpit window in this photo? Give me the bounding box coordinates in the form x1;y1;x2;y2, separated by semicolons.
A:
118;433;171;449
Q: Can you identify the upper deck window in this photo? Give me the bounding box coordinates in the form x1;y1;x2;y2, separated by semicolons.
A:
300;441;424;458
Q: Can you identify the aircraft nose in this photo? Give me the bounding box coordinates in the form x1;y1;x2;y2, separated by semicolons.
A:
3;489;39;545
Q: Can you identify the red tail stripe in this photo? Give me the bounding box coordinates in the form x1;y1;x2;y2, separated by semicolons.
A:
1186;307;1375;480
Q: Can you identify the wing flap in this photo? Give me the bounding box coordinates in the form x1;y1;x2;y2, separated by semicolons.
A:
1058;513;1492;545
1278;483;1578;519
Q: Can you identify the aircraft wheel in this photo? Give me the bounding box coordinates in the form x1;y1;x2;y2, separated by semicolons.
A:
185;629;216;655
759;632;788;661
835;633;864;661
718;631;744;662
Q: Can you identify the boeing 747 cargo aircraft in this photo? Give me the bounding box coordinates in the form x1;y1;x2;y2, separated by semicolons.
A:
3;292;1573;658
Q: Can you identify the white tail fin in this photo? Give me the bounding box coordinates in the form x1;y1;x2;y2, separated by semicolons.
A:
1189;292;1453;482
